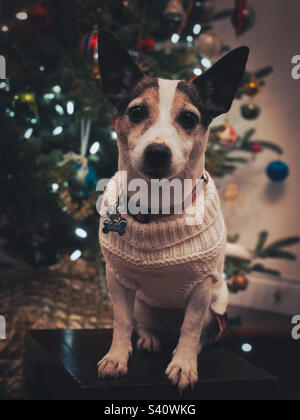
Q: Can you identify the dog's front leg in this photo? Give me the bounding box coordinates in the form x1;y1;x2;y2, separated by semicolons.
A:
166;281;212;393
98;272;136;379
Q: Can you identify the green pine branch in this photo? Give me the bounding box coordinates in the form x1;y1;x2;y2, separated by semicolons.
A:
254;66;274;79
265;236;300;250
255;231;269;255
250;264;281;277
255;235;300;260
246;141;283;155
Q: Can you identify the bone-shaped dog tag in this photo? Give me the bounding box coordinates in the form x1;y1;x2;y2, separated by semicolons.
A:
102;210;127;237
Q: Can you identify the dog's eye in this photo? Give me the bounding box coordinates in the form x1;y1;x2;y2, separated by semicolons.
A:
128;106;147;124
178;111;199;130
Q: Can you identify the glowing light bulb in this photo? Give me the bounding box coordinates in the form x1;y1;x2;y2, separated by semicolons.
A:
53;126;63;136
242;343;253;353
186;36;194;43
52;183;59;192
67;101;74;115
53;85;62;94
55;105;64;115
70;250;82;261
111;131;118;140
1;25;9;32
16;12;28;21
193;68;203;76
193;24;202;35
24;128;33;140
201;58;211;68
24;94;34;102
75;228;88;239
90;142;100;155
171;34;180;44
44;93;55;101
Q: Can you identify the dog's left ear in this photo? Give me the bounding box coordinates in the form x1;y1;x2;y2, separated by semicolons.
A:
193;47;249;119
98;31;145;112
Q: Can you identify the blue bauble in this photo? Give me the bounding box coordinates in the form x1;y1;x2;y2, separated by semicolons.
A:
266;161;290;183
69;163;98;198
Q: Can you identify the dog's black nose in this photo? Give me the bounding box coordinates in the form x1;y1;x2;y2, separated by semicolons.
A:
144;144;172;171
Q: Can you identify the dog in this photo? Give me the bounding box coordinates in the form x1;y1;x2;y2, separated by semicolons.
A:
97;31;249;392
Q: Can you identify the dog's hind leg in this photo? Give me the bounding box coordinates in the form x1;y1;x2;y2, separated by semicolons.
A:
134;298;162;352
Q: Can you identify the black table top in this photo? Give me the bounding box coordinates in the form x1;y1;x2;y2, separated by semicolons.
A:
27;329;278;400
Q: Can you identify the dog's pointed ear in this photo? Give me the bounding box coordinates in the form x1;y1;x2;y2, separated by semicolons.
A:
193;47;249;119
98;31;144;111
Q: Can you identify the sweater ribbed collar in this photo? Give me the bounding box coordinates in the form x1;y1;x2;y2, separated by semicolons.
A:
101;172;223;252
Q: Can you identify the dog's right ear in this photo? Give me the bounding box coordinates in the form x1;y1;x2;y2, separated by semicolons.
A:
98;31;144;112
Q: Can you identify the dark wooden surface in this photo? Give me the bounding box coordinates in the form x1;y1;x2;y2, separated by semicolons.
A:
26;329;278;400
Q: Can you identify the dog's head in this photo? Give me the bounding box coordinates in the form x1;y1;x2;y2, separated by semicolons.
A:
99;31;249;180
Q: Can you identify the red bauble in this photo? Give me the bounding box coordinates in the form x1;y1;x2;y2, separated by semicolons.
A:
249;144;263;153
136;36;155;54
216;122;238;148
232;0;256;36
81;30;98;64
28;4;51;28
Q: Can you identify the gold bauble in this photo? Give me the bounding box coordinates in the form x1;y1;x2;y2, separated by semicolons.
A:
194;31;222;58
244;77;261;96
223;184;243;207
228;275;249;293
13;92;38;119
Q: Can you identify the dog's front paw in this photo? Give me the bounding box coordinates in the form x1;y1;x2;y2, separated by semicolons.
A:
97;347;132;379
165;354;198;393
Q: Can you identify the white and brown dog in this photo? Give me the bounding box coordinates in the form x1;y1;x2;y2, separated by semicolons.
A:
97;31;249;392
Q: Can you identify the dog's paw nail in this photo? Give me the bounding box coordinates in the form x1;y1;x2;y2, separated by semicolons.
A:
137;338;145;351
97;352;130;379
166;359;198;392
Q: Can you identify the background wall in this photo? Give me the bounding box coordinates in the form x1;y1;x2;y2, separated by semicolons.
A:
214;0;300;279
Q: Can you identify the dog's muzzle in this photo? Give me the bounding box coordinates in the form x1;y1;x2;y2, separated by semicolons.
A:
142;143;172;178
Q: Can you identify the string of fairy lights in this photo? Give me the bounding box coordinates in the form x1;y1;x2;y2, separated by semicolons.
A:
0;8;106;262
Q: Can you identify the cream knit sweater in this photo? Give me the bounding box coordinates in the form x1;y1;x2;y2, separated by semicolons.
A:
99;172;228;315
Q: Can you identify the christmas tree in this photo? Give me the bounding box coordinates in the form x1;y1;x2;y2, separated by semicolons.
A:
0;0;299;291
